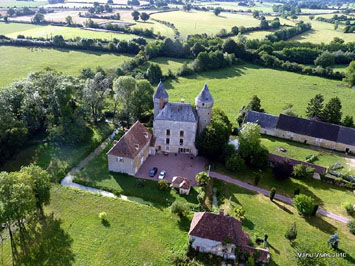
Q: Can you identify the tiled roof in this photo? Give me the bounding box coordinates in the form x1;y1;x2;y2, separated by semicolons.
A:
268;153;326;175
276;114;339;142
171;176;191;190
245;111;279;129
189;212;249;246
106;121;152;159
155;102;198;123
153;81;168;99
196;84;214;103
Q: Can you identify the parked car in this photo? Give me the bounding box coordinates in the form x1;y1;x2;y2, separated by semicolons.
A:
149;167;158;177
158;170;166;180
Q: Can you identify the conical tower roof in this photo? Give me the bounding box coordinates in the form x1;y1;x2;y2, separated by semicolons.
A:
153;81;169;99
196;84;214;103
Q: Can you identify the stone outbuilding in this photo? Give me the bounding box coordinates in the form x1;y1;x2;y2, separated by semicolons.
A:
171;176;191;195
107;121;152;175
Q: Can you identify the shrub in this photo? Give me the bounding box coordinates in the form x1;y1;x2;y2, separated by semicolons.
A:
285;222;297;241
233;206;246;220
341;202;355;215
347;219;355;234
158;179;169;191
294;187;300;196
225;154;246;172
99;212;107;220
269;187;276;201
272;161;293;180
171;201;189;218
328;233;339;249
197;191;206;205
293;194;315;217
195;172;210;186
254;172;262;186
293;164;315;179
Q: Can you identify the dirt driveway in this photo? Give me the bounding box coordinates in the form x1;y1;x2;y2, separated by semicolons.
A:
135;154;207;186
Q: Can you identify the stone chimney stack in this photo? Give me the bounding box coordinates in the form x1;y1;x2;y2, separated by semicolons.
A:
219;209;225;216
181;99;185;104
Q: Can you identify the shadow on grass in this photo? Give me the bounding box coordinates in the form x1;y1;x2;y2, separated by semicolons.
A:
305;216;337;235
273;200;294;215
101;219;111;227
18;213;75;265
268;242;280;255
337;247;355;264
178;215;192;232
242;217;255;230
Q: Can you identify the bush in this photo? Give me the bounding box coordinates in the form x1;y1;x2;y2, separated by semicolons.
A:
294;187;300;196
254;172;262;186
347;219;355;234
293;194;315;217
225;154;246;172
195;172;210;186
341;202;354;215
269;187;276;201
272;161;293;180
158;179;169;191
171;201;189;218
99;212;107;220
292;164;315;179
285;222;297;241
233;206;246;220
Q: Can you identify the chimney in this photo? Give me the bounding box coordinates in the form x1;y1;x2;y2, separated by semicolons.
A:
219;209;225;216
160;97;165;109
181;99;185;104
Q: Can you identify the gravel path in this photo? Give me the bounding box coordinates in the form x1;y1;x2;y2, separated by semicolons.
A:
210;171;350;224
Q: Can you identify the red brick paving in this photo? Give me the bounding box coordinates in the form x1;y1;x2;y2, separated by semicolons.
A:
135;153;207;186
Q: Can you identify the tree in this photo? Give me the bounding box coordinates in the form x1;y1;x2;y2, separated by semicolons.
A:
343;115;354;127
225;155;246;172
314;51;335;68
282;103;298;117
238;122;262;160
222;38;245;57
171;201;189;218
7;8;15;16
52;35;65;47
233;206;246;220
140;12;150;22
328;233;339;249
344;61;355;87
294;241;336;266
129;80;154;122
246;95;263;112
305;94;324;120
231;26;239;35
65;15;73;25
146;63;162;84
260;18;269;30
131;10;140;21
269;187;276;201
292;164;315;179
272;160;293;180
183;3;192;12
195;172;210;186
196;108;232;160
285;222;297;241
347;219;355;235
32;12;45;23
214;7;222;16
322;97;342;124
158;180;169;191
252;10;259;18
293;194;315;217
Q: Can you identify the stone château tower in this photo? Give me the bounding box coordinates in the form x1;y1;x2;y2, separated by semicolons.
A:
195;84;214;134
153;81;169;119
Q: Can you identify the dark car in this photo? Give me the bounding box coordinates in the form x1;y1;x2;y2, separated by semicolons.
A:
149;167;158;177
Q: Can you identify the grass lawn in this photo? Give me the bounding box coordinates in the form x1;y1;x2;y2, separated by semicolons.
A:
215;180;355;266
0;185;189;266
196;1;275;13
0;122;115;175
164;63;355;121
261;136;355;175
150;57;192;75
2;23;138;40
151;10;260;37
74;140;200;207
130;19;174;37
291;15;355;43
0;0;46;7
0;46;133;88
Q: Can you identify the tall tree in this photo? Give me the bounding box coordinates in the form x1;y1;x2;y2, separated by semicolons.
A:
131;10;140;21
140;12;150;22
322;97;342;124
344;61;355;87
305;94;324;120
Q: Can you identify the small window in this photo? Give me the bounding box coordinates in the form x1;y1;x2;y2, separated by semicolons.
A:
180;139;183;146
166;145;170;151
166;138;170;144
202;103;205;106
134;144;139;150
117;157;124;163
166;129;170;136
143;132;148;139
304;140;307;144
180;130;184;137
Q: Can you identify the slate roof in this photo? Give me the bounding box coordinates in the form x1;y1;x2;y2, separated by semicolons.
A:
268;153;327;175
106;121;152;159
153;81;168;99
337;126;355;146
245;111;279;129
155;102;198;123
196;84;214;103
189;212;249;246
276;114;340;142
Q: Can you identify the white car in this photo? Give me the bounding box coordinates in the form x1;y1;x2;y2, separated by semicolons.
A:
158;170;166;180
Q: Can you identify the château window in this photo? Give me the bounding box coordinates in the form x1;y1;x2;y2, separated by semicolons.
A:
117;157;124;163
180;139;183;146
166;138;170;144
166;129;170;136
180;130;184;137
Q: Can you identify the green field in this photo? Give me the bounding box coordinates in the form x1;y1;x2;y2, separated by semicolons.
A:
0;0;46;7
150;57;192;74
0;185;188;266
291;15;355;43
151;10;260;37
195;1;275;13
0;46;133;87
165;63;355;120
1;22;138;40
130;19;174;37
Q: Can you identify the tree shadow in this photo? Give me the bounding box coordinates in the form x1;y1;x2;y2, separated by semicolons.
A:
242;217;255;230
18;213;75;266
337;247;355;264
273;200;294;215
268;242;280;255
178;216;192;232
305;216;337;235
101;219;111;227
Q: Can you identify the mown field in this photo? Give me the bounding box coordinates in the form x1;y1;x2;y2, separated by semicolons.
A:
0;0;46;7
0;46;133;87
0;185;189;266
151;10;261;37
166;63;355;120
1;22;138;40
